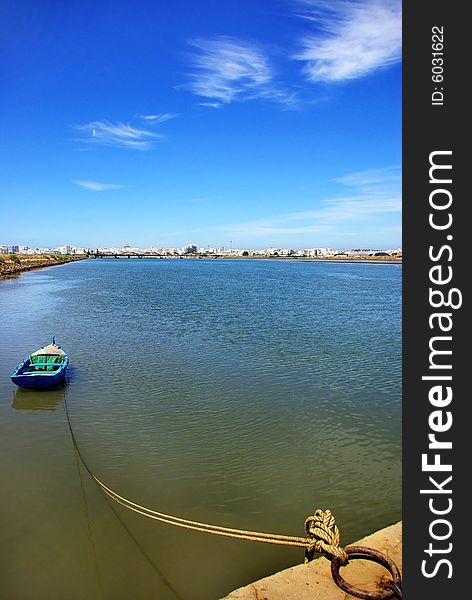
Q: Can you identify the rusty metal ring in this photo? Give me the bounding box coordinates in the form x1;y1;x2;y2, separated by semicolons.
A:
330;545;402;599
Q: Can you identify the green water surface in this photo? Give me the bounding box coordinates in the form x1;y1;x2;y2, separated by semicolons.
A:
0;258;401;599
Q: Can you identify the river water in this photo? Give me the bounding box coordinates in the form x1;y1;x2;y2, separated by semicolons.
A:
0;258;401;599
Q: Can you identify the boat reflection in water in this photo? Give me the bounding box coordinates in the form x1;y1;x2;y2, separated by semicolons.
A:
12;385;66;412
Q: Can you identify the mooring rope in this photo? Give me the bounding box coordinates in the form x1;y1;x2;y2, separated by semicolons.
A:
305;510;349;563
62;395;350;552
62;394;403;598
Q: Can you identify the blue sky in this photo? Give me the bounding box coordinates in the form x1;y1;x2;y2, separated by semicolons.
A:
0;0;401;249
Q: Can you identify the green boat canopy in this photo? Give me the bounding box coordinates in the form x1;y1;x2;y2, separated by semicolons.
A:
29;354;66;371
29;343;66;371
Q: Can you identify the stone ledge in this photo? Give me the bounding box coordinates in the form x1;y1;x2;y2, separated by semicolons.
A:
223;521;402;600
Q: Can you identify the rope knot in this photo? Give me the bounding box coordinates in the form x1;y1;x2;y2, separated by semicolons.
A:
304;509;348;564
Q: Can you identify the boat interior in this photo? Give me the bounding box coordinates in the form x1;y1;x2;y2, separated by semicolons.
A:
22;355;66;374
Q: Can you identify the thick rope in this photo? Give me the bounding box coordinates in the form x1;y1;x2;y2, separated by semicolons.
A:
63;395;341;553
304;509;348;563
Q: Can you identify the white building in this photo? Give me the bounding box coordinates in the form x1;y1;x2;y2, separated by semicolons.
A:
304;247;335;257
56;245;72;255
344;249;375;257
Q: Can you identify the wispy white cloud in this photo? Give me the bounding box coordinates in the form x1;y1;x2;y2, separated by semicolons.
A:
74;120;165;150
332;165;401;192
73;179;124;192
135;112;178;123
197;102;224;109
208;166;401;238
294;0;402;82
185;36;297;107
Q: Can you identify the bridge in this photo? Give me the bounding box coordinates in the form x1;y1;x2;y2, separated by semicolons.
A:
91;252;223;259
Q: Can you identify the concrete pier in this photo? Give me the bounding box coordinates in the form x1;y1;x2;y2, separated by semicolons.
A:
223;521;402;599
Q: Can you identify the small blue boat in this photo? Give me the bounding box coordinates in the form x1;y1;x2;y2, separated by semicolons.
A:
11;337;69;389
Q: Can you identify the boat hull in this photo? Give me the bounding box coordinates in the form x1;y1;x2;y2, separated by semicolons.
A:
11;355;69;390
11;368;68;389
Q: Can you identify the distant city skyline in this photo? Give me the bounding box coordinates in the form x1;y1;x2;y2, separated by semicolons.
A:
1;241;402;255
1;0;401;249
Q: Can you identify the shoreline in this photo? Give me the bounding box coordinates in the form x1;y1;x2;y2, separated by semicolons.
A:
0;255;87;281
92;254;402;264
202;256;402;264
296;257;402;264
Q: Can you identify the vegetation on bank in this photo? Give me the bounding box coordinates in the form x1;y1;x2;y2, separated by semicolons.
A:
187;252;403;261
0;254;86;279
307;251;402;261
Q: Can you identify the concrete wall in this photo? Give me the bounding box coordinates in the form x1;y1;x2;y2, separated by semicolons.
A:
223;521;402;600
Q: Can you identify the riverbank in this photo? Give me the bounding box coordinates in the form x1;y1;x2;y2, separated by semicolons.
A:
0;254;87;280
223;521;402;599
92;253;402;264
205;255;402;263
